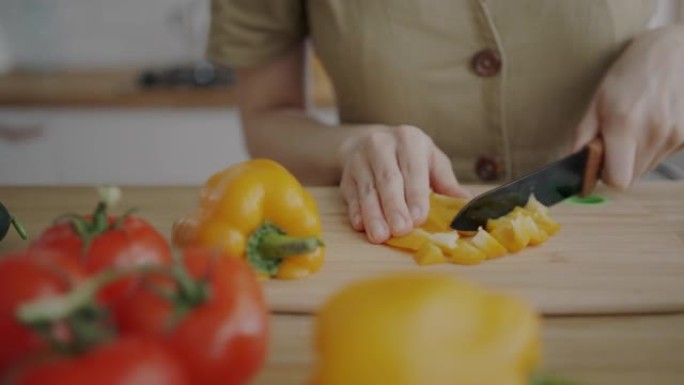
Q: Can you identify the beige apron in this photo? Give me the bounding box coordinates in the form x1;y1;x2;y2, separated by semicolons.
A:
208;0;657;182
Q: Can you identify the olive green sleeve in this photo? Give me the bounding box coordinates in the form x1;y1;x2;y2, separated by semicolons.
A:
206;0;307;68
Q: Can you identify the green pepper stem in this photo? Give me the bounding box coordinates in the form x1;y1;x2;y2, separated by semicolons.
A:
10;217;28;240
258;232;324;260
246;221;324;276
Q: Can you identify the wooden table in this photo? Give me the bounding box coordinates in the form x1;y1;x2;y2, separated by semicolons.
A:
1;183;683;384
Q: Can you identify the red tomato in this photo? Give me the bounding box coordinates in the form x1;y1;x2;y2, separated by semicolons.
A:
31;215;172;302
114;248;269;385
5;337;190;385
0;249;84;374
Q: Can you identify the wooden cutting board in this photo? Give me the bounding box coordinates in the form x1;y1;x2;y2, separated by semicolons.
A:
263;183;684;316
0;183;682;316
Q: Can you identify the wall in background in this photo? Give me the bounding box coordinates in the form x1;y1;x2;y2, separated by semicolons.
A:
0;0;208;71
650;0;682;26
0;0;680;71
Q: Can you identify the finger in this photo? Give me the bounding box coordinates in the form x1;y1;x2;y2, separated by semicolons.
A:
367;141;412;237
573;98;600;152
645;130;684;174
634;123;669;181
602;129;638;189
352;157;390;244
645;151;672;175
339;170;364;231
347;196;364;232
396;138;431;226
429;149;472;198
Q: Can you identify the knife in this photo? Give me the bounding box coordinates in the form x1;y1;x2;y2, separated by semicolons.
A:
450;137;604;232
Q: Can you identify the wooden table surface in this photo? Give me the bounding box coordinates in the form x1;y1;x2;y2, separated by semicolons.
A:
1;182;683;384
253;314;684;385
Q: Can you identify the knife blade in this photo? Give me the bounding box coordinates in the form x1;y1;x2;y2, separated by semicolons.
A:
450;138;604;232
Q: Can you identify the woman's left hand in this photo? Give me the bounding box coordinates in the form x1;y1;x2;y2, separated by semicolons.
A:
574;25;684;188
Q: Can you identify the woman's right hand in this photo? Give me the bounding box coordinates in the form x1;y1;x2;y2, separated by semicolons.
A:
337;125;471;244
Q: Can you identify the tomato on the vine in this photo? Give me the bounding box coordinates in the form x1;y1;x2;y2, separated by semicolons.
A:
0;249;84;374
114;247;269;385
30;191;171;303
5;337;190;385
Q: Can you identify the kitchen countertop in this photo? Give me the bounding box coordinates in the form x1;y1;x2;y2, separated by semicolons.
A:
0;67;335;108
254;314;684;385
0;182;682;384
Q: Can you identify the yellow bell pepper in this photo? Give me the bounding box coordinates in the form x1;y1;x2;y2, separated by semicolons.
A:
385;193;560;265
172;158;325;279
310;273;543;385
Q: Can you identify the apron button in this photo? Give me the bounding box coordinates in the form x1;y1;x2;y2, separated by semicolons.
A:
475;155;503;181
472;49;502;77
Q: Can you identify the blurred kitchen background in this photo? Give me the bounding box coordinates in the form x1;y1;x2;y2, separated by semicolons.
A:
0;0;682;185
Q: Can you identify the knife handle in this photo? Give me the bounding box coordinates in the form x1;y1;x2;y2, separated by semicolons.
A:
581;137;604;197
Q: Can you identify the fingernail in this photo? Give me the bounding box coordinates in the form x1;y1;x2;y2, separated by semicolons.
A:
409;205;422;221
389;213;407;233
369;219;388;242
611;171;632;190
617;178;631;190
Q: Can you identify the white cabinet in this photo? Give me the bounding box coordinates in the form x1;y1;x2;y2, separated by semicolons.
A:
0;108;250;185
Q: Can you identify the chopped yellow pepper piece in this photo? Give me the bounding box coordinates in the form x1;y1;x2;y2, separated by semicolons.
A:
385;193;560;265
512;209;550;246
446;239;487;265
421;193;468;232
386;228;432;251
487;212;532;253
468;227;508;259
524;196;561;236
413;242;448;266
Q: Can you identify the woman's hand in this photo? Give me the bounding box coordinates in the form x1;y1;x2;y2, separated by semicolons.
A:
574;25;684;188
338;125;471;244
